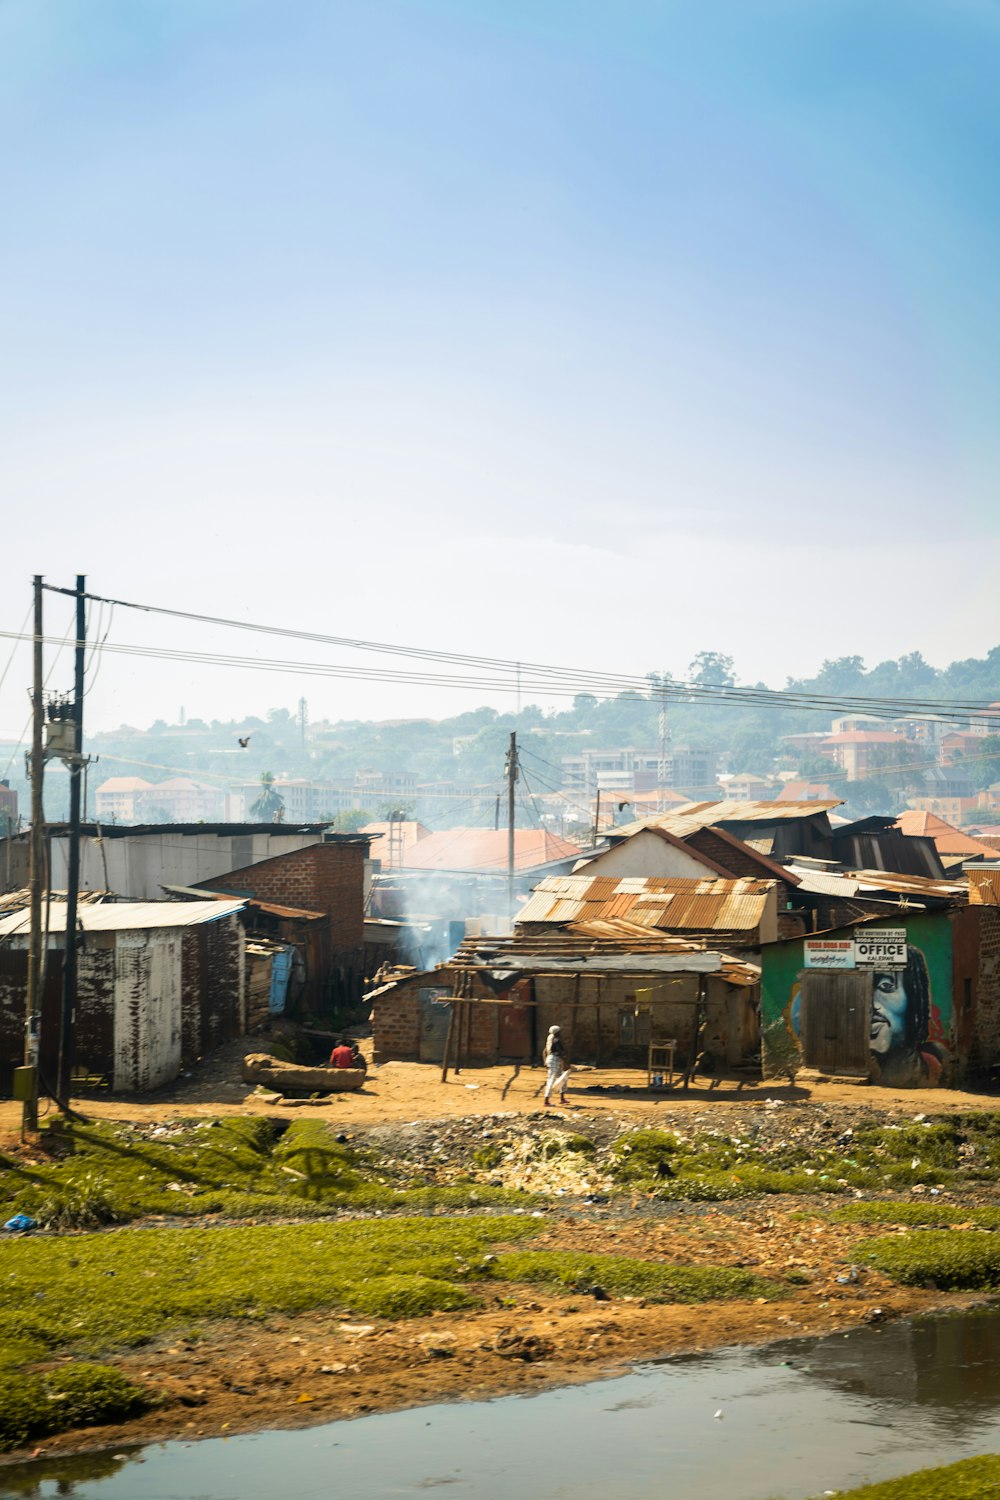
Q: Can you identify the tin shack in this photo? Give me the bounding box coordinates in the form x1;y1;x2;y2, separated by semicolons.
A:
0;898;246;1093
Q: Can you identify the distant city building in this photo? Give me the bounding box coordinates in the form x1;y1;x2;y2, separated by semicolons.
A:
94;776;153;822
820;730;908;781
561;746;717;797
829;714;888;735
95;776;228;823
719;772;777;802
965;702;1000;737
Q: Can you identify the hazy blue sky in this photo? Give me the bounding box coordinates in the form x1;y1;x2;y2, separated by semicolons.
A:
2;0;998;734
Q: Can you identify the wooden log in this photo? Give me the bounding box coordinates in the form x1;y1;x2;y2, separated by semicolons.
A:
242;1053;365;1093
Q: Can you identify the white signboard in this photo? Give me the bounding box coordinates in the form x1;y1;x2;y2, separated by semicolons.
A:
853;928;907;969
803;939;855;970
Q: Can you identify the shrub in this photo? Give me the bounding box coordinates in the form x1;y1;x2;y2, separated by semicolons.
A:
0;1363;150;1452
865;1230;1000;1289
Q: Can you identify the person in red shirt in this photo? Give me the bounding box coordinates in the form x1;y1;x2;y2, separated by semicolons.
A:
329;1040;354;1068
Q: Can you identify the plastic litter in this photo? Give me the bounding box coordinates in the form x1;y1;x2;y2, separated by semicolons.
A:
4;1213;37;1233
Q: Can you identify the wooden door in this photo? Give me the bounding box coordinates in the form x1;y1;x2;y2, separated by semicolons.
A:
498;1002;531;1057
800;970;870;1076
418;987;453;1062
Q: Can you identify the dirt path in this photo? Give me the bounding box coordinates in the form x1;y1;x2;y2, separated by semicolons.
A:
3;1044;999;1134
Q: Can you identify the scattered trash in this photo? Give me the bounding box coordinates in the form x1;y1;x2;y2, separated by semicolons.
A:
714;1409;723;1419
4;1214;37;1233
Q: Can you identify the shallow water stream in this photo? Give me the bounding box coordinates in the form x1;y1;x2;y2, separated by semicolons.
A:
7;1307;1000;1499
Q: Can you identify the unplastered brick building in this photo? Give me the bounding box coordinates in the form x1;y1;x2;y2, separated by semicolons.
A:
197;835;371;1016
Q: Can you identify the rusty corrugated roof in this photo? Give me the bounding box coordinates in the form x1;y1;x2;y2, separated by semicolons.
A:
969;868;1000;906
451;928;760;984
608;799;841;840
517;874;773;932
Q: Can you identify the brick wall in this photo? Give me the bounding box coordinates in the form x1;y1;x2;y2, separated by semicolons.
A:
372;983;422;1061
688;828;771;880
979;907;1000;1066
372;967;756;1072
204;842;367;955
963;905;1000;1072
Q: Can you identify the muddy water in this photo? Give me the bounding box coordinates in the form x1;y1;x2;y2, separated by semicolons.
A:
7;1307;1000;1500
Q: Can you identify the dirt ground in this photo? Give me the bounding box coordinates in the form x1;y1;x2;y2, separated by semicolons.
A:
4;1045;1000;1463
3;1036;1000;1133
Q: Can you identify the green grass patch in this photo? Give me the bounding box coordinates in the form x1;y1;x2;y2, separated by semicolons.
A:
0;1117;526;1228
0;1363;150;1453
803;1454;1000;1498
833;1202;1000;1230
0;1214;542;1366
485;1250;784;1303
865;1230;1000;1289
0;1214;545;1450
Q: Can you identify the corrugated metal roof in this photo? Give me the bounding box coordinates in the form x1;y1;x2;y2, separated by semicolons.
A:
0;888;112;914
397;828;582;872
608;800;841;840
517;874;773;932
451;929;760;984
969;868;1000;906
784;868;860;897
785;864;967;903
0;899;247;938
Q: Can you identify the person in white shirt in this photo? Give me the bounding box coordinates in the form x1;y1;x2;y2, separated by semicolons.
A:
543;1024;570;1106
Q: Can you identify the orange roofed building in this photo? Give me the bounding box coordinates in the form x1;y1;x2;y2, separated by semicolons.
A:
398;828;581;873
360;821;431;870
896;810;999;861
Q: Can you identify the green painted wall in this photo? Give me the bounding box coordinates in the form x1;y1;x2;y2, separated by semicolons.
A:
761;912;954;1087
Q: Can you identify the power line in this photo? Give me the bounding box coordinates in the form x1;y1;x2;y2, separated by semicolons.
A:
2;627;996;725
30;587;1000;717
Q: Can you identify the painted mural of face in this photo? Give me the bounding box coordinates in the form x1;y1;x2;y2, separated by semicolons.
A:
870;970;910;1054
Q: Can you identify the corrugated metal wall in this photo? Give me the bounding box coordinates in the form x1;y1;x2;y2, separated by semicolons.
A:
1;913;246;1095
113;930;183;1091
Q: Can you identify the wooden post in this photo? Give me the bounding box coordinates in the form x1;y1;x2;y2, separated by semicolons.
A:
441;999;457;1083
594;976;603;1068
24;576;44;1135
453;987;464;1077
463;995;473;1069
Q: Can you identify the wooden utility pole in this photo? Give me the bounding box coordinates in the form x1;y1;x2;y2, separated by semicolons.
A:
592;787;601;846
23;576;44;1134
57;575;86;1103
506;731;517;926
